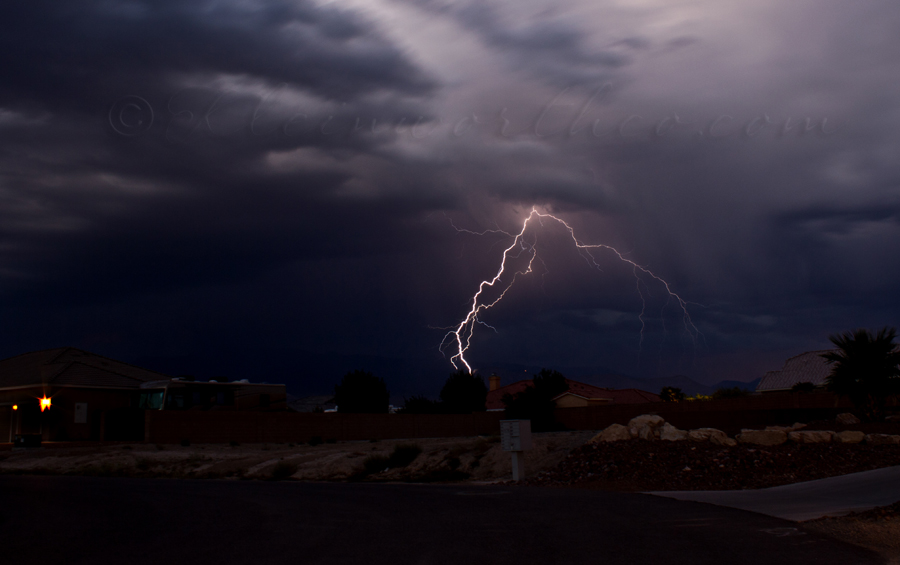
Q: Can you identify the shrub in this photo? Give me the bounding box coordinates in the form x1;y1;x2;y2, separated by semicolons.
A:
660;386;686;402
502;369;569;431
387;444;422;468
270;461;297;481
791;381;816;393
440;371;488;413
361;455;391;476
712;386;750;400
334;370;390;413
398;395;443;414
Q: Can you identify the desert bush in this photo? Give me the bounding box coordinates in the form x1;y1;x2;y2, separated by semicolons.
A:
270;461;297;481
660;386;686;402
361;455;391;476
791;381;817;393
712;386;750;400
387;444;422;468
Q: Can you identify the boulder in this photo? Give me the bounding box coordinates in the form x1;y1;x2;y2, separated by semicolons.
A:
659;423;688;441
788;430;834;443
736;429;787;446
835;413;861;425
688;428;737;447
833;431;865;444
865;434;900;445
884;414;900;423
590;423;632;443
627;414;666;440
791;422;807;430
765;426;791;432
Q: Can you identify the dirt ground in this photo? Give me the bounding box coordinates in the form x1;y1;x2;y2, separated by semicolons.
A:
802;502;900;565
0;430;595;483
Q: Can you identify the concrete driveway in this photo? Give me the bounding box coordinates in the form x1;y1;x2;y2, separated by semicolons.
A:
650;464;900;521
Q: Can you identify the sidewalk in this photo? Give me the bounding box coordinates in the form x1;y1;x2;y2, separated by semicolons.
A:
648;465;900;521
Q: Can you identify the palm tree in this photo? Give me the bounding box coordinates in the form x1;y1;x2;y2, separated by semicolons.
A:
821;327;900;421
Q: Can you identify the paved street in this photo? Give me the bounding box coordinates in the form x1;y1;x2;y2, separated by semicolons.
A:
0;476;880;565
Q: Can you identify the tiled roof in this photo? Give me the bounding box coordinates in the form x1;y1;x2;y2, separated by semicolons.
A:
756;349;837;391
0;347;171;389
486;378;660;410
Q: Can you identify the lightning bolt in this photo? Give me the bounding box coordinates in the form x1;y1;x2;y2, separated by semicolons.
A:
440;206;699;372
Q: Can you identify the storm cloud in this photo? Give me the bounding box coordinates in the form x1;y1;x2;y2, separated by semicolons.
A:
1;0;899;396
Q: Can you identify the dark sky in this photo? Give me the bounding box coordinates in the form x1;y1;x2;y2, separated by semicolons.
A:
2;0;899;398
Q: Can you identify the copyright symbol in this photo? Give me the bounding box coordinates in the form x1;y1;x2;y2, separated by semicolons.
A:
109;95;154;136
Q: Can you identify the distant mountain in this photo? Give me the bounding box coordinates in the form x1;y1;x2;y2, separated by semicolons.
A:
710;378;761;393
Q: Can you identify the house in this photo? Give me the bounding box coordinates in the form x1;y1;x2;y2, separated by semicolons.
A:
756;350;837;392
287;395;336;413
0;347;286;443
485;376;660;410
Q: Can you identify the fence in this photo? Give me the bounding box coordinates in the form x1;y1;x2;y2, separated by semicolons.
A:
555;392;853;434
144;392;855;444
144;410;505;444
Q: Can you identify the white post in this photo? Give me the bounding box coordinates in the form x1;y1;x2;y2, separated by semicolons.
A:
510;450;525;481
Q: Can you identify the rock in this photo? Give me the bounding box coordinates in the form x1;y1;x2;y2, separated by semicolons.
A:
791;422;807;430
765;426;792;432
590;423;632;443
865;434;900;445
884;414;900;423
788;430;834;443
835;413;861;425
688;428;737;447
627;414;666;440
736;429;787;446
833;431;865;444
659;423;688;441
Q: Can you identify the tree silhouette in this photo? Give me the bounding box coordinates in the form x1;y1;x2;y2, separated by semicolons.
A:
821;327;900;422
334;370;390;414
660;386;686;402
502;368;569;431
439;370;488;413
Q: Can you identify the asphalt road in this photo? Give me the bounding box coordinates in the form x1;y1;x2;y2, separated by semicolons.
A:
0;476;881;565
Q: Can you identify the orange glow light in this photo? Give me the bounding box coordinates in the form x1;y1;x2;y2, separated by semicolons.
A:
12;404;17;411
40;396;51;412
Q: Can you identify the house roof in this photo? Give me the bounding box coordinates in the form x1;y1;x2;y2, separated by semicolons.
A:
0;347;172;390
756;349;837;391
486;378;660;409
288;395;336;412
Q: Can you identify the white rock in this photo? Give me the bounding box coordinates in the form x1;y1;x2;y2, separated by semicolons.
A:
627;414;666;440
835;413;861;425
659;423;688;441
736;430;787;446
833;431;865;444
590;423;632;443
788;430;834;443
865;434;900;445
688;428;737;447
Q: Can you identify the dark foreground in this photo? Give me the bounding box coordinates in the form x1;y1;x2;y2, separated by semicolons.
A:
0;476;881;565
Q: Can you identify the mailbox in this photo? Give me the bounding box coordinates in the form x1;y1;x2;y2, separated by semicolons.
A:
501;419;532;452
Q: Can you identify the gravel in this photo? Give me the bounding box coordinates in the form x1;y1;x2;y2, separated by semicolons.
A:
521;438;900;491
